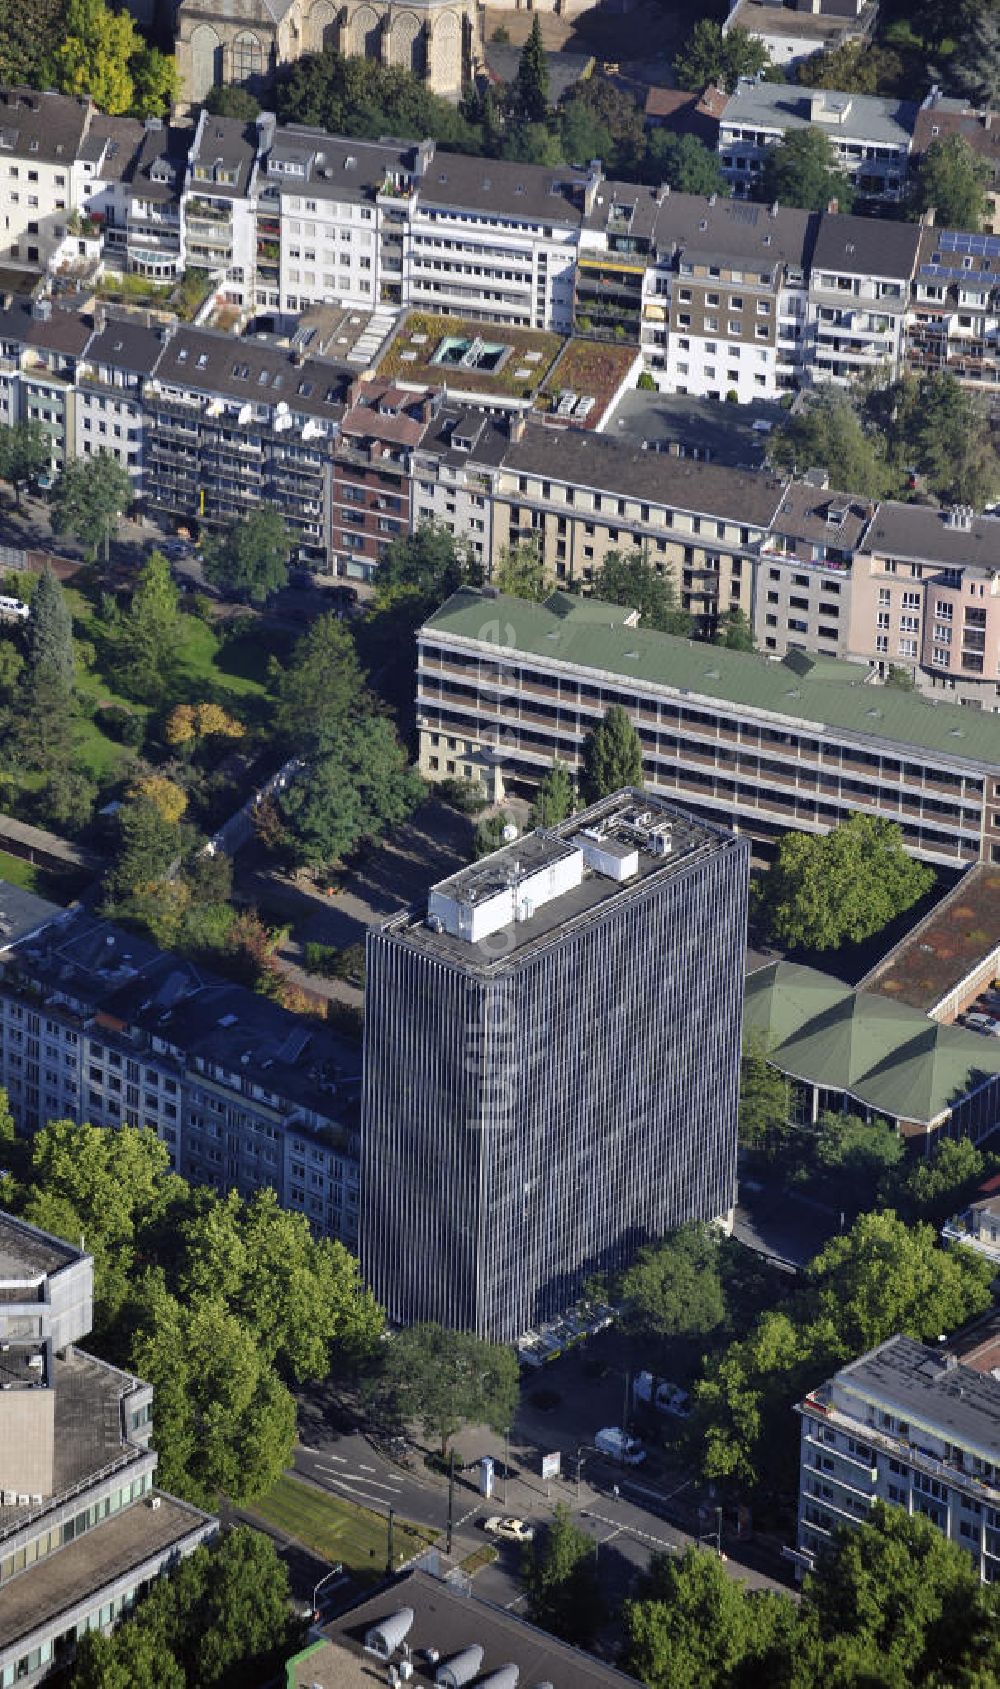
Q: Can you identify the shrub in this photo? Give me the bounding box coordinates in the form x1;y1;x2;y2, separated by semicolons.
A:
636;371;657;391
303;941;340;977
438;775;489;815
96;703;145;747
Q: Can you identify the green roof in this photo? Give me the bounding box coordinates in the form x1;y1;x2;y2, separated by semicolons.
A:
743;961;853;1047
746;962;1000;1125
424;590;1000;769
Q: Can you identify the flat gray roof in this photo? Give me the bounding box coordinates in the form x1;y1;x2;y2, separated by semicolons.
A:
831;1335;1000;1461
862;502;1000;571
0;1492;212;1655
388;790;736;972
719;81;917;147
0;1215;82;1283
607;389;782;470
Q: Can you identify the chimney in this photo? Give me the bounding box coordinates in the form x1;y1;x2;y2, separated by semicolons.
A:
509;410;526;444
94;302;106;334
827;197;839;215
922;205;937;227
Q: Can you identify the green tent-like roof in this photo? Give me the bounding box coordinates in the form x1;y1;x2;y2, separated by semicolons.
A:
852;1022;1000;1125
743;961;854;1049
774;990;930;1092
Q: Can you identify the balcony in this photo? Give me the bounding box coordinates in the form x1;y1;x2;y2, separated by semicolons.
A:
186;198;232;223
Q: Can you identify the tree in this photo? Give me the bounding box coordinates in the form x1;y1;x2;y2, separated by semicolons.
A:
25;564;74;695
526;1505;606;1645
492;541;547;601
768;387;891;498
0;1086;13;1147
813;1110;905;1213
276;714;424;868
474;810;514;858
738;1036;789;1148
271;611;367;757
801;1502;995;1687
131;47;179;118
797;41;904;94
580;705;644;802
114;552;183;702
949;5;1000;106
625;1546;795;1689
374;522;474;619
716;606;755;650
204;83;262;119
104;795;183;908
202;507;291;604
276;48;482;149
901;1135;990;1223
898;372;999;509
763;814;934;951
514;16;550;123
370;1323;519;1455
644;131;728;197
178;1187;382;1382
560;76;645;176
595;550;692;635
19;1119;182;1333
760;128;855;214
0;0;65;93
130;1280;297;1506
72;1526;299;1689
620;1224;726;1343
51;450;133;560
0;420;50;508
530;763;575;829
674;21;774;94
807;1208;995;1353
130;776;188;826
57;0;139;113
912;135;990;231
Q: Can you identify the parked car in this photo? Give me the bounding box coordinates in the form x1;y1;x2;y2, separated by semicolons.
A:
634;1372;690;1418
963;1012;1000;1036
594;1427;646;1465
483;1515;535;1543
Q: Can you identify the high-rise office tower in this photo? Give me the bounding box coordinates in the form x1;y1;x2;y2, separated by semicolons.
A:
361;789;749;1340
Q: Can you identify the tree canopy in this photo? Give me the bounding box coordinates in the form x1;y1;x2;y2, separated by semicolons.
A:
529;763;575;829
580;705;644;802
768;387;891;499
949;4;1000;106
911;134;990;231
761;814;934;951
595;551;692;635
368;1323;519;1454
56;0;176;117
203;507;291;604
645;132;728;197
620;1224;727;1344
275;712;424;869
0;420;50;507
111;552;183;703
270;611;368;757
513;16;550;123
674;21;775;94
526;1504;606;1645
51;450;133;560
760;127;855;213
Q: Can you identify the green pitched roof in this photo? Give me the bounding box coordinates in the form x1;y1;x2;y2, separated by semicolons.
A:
424;590;1000;769
747;966;1000;1125
774;990;931;1090
743;961;854;1048
852;1022;1000;1124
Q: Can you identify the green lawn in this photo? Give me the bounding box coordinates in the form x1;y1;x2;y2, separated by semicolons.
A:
247;1474;435;1579
0;851;90;904
63;587;274;783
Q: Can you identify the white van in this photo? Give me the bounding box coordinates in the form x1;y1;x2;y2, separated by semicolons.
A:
0;595;28;620
594;1427;646;1465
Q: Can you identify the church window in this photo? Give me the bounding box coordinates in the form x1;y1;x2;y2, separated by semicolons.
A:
232;31;263;83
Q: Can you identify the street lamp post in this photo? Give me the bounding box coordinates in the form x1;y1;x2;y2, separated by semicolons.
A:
311;1562;343;1619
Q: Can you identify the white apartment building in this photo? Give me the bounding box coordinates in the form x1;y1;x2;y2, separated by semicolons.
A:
794;1335;1000;1583
806;213;920;384
0;89;91;278
74;315;164;496
718;81;917;207
182;109;263;308
409;403;506;572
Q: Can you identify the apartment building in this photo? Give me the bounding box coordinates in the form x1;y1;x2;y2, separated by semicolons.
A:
74;315;163;496
850;502;1000;704
182;110;262;308
257;128;421;318
143;323;348;566
416;587;1000;865
0;295;91;473
906;224;1000;396
807;213;920;384
362;790;748;1338
410;153;591;333
409;403;506;576
794;1335;1000;1583
0;89;91;278
722;0;875;71
330;379;432;577
641;189;816;401
490;420;785;628
718;82;917;207
0;891;363;1250
0;1212;215;1685
755;478;873;657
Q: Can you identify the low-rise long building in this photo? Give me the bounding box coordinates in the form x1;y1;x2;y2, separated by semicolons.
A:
417;587;1000;865
0;1213;215;1685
